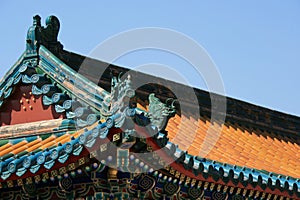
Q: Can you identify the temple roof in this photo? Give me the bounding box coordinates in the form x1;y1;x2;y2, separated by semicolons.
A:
0;15;299;199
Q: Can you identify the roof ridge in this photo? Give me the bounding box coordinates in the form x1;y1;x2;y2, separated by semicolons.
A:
50;48;300;139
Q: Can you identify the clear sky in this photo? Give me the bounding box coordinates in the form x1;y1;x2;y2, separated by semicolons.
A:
0;1;299;116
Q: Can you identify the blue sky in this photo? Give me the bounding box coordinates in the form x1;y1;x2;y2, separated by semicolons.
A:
0;1;299;116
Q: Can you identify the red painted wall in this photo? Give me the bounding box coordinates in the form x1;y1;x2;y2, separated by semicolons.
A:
0;85;65;126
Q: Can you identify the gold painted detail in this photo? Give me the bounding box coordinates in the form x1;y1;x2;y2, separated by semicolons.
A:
26;177;33;184
34;175;41;183
113;133;120;142
7;181;14;188
51;170;58;177
79;157;85;166
100;144;107;152
17;179;23;186
107;167;118;179
68;163;76;171
90;151;97;158
59;167;67;175
42;173;49;180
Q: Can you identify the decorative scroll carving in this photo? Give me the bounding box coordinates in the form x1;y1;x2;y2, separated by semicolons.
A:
138;175;155;192
212;191;228;200
59;177;73;192
22;183;37;196
163;182;180;196
187;187;204;199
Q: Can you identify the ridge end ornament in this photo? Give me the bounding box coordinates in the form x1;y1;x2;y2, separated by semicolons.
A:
26;15;63;56
110;73;135;115
147;93;176;131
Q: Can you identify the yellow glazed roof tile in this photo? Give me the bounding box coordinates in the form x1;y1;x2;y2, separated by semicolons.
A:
166;114;300;178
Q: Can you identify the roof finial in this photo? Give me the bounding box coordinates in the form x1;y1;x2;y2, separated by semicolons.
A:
26;15;42;55
44;15;60;43
26;15;63;57
33;15;41;26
